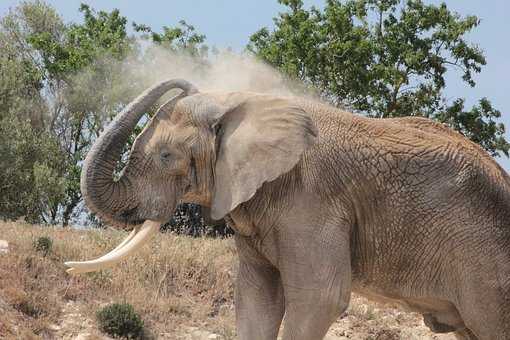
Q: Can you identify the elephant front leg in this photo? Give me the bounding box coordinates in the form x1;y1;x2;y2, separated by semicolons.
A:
279;226;352;340
235;260;285;340
234;234;284;339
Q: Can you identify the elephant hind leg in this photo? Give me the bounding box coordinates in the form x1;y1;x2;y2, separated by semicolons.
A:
456;301;510;339
454;269;510;340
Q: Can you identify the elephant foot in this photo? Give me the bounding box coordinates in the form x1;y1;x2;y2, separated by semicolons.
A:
423;313;458;333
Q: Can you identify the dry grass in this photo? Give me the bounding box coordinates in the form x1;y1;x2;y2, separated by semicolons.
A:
0;221;455;340
0;220;237;339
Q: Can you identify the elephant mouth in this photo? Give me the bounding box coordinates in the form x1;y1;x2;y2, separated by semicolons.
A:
115;206;146;229
121;219;146;230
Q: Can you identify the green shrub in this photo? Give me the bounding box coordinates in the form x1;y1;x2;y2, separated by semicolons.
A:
34;236;52;256
96;303;144;339
16;300;41;318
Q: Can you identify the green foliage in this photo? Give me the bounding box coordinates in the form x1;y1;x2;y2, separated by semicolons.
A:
16;299;42;317
437;97;508;157
0;56;44;121
34;236;53;255
27;3;134;78
249;0;509;156
0;1;212;226
133;19;208;58
0;1;139;225
27;3;137;225
96;303;144;339
0;116;65;223
0;50;55;223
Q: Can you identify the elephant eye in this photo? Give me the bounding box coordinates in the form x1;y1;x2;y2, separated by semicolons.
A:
160;151;172;163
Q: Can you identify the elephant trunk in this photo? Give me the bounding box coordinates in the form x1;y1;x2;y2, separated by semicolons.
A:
80;79;198;225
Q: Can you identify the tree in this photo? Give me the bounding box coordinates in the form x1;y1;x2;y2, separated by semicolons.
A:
0;2;137;225
0;1;228;232
0;1;66;222
248;0;509;157
32;4;137;225
23;3;137;225
0;116;65;223
133;19;209;58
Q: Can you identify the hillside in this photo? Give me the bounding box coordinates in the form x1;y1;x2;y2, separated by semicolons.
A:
0;221;456;339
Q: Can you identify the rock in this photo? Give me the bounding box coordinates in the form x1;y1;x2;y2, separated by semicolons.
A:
74;333;92;340
188;329;222;340
47;324;61;331
324;336;348;340
0;240;8;254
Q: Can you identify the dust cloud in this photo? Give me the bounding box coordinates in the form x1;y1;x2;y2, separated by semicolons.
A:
122;46;307;98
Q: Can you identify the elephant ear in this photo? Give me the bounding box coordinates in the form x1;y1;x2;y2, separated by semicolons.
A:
210;94;317;220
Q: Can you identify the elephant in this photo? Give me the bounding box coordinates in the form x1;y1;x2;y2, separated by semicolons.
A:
65;79;510;340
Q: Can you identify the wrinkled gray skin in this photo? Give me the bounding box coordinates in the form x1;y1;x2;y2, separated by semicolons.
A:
82;79;510;340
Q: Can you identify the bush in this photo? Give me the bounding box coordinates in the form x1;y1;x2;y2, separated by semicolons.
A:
34;236;52;256
16;300;41;318
96;303;144;339
161;203;234;238
0;115;65;224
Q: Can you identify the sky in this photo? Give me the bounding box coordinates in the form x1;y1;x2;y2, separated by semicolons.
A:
1;0;510;169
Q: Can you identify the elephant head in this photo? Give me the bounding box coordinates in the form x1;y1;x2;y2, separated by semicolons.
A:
65;79;317;274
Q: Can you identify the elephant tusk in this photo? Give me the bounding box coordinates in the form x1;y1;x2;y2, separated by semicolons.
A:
110;226;139;253
78;225;140;262
64;220;160;275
